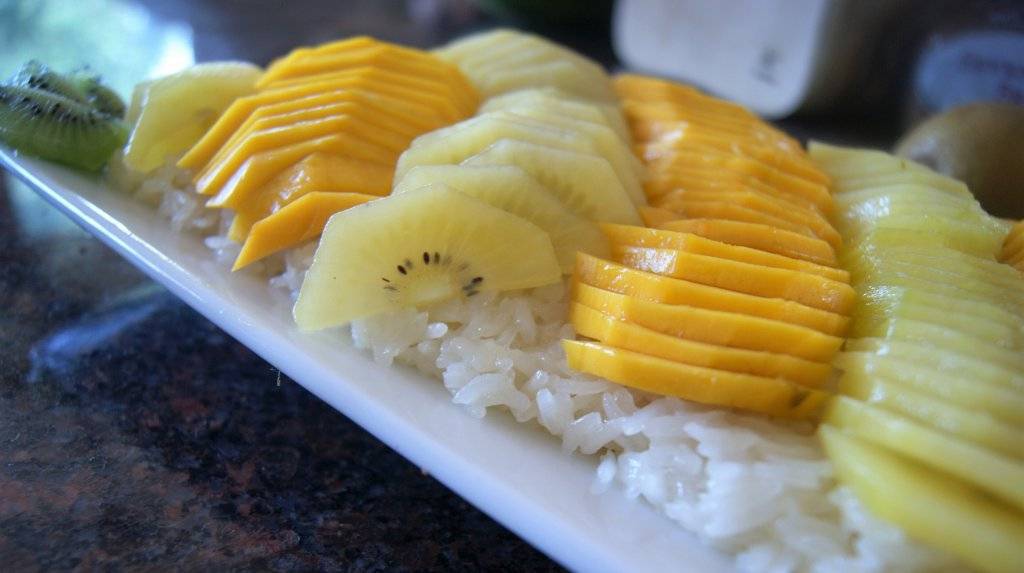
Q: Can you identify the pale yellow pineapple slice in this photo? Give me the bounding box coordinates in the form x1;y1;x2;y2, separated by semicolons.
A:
833;353;1024;426
480;87;631;143
825;396;1024;511
844;338;1024;393
462;139;641;225
851;286;1022;348
839;374;1022;459
392;165;609;271
394;111;642;203
124;62;262;172
819;425;1024;573
502;107;644;184
293;185;561;330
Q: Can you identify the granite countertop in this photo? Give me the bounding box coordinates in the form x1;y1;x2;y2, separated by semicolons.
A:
0;1;582;570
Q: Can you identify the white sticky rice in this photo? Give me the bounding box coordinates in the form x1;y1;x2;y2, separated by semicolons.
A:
124;162;960;573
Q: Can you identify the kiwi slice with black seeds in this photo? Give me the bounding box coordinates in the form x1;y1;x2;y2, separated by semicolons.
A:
0;84;128;171
9;61;125;119
69;69;126;119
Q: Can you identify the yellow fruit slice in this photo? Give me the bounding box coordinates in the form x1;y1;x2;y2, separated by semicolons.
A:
502;109;645;200
393;165;609;272
644;128;827;185
613;246;856;314
394;112;641;203
234;192;378;269
177;72;453;171
601;224;848;282
258;43;476;113
655;198;821;239
819;425;1024;573
1001;221;1024;262
844;338;1023;393
838;373;1022;459
293;185;560;330
197;114;404;198
570;303;831;387
563;340;828;420
216;95;424;162
847;226;1005;259
646;167;828;215
480;87;631;143
834;353;1024;426
461;139;641;225
229;153;392;241
204;133;395;210
124;61;262;172
574;253;848;335
649;152;832;214
826;396;1024;511
262;35;376;78
654;218;837;266
574;282;843;361
647;166;831;217
851;287;1021;348
653;188;841;248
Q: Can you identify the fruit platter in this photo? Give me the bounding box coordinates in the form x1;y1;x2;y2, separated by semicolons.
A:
1;29;1021;573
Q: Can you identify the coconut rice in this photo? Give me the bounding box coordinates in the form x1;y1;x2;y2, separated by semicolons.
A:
123;161;959;573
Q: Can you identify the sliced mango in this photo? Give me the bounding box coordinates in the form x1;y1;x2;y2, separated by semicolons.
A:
650;218;837;267
645;168;829;215
229;153;392;241
601;224;848;282
653;188;841;247
204;133;393;210
575;253;848;335
573;282;843;361
197;114;404;199
234;191;378;269
571;303;831;387
654;198;820;239
649;151;831;210
258;43;477;114
563;340;828;420
219;95;425;159
177;72;455;171
613;245;856;314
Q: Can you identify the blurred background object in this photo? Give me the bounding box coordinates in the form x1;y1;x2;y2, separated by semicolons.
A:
896;102;1024;219
612;0;1024;122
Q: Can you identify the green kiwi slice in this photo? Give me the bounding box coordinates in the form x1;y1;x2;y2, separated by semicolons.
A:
0;85;128;171
9;61;126;119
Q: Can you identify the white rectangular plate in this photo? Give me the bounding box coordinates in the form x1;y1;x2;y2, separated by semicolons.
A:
2;147;733;573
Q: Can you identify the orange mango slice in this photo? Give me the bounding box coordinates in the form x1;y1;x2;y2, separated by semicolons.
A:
649;151;831;210
228;153;392;241
570;303;832;387
654;218;837;266
258;42;477;113
563;340;828;420
613;245;855;314
178;71;455;171
197;114;404;198
654;198;819;238
575;253;848;335
573;282;844;361
204;133;392;210
601;224;848;282
653;189;841;247
234;191;377;269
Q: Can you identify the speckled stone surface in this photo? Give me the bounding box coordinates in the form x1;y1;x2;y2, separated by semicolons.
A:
0;181;564;570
